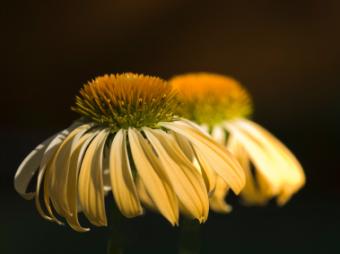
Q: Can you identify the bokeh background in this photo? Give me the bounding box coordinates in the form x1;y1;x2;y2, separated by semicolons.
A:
2;1;340;253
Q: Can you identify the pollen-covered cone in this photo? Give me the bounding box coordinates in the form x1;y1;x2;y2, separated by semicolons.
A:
14;73;245;232
170;72;306;210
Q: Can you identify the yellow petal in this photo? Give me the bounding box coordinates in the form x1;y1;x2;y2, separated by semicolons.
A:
172;131;195;161
66;131;98;232
191;147;217;194
172;127;216;193
78;130;109;226
228;135;270;205
225;122;282;195
40;126;89;224
172;125;217;194
42;125;89;223
209;177;232;213
161;120;245;194
143;128;209;222
49;125;90;217
128;128;179;225
34;130;71;222
135;176;157;211
237;119;305;188
226;119;305;205
109;129;143;218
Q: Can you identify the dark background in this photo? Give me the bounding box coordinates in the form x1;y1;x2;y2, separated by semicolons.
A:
2;1;340;253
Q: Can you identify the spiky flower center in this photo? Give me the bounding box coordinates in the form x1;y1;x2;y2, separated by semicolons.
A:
170;73;253;126
72;73;179;130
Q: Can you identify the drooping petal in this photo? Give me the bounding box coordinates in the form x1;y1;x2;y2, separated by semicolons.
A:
209;177;232;213
160;120;245;194
49;125;90;217
78;130;109;226
172;129;216;193
172;131;195;161
226;119;305;205
66;131;98;232
109;129;143;218
238;119;305;190
34;130;73;222
143;128;209;222
135;176;157;211
227;135;269;206
128;128;179;225
225;122;282;196
192;147;217;194
171;130;218;198
42;125;90;223
14;123;78;200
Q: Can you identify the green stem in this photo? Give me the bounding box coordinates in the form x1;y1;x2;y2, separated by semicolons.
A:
178;218;201;254
107;205;126;254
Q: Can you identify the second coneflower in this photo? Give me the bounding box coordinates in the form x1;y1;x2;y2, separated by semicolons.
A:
170;73;306;212
14;73;245;232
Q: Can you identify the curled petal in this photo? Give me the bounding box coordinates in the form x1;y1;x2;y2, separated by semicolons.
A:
14;123;78;200
34;130;73;222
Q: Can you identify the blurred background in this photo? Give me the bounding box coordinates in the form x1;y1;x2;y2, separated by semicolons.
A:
1;0;340;253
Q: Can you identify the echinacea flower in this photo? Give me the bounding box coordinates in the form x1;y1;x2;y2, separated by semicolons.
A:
14;73;245;231
170;73;306;211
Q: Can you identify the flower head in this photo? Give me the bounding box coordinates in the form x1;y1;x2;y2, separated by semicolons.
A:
14;73;245;231
170;72;305;210
72;73;178;130
170;73;253;127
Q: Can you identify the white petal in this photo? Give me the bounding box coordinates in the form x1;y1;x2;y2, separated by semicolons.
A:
161;120;245;194
211;125;226;145
14;124;77;200
228;135;270;205
109;129;143;218
128;128;179;225
143;128;209;222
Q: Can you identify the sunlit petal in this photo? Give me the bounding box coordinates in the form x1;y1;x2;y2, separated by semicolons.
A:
144;128;209;222
109;129;143;218
78;130;109;226
128;128;179;225
161;120;245;194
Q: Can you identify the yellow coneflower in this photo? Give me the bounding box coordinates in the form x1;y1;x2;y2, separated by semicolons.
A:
170;72;306;211
14;73;245;232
